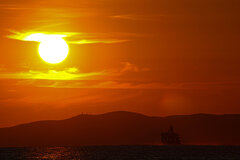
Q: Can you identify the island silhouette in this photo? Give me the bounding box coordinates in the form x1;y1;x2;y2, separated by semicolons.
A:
0;111;240;147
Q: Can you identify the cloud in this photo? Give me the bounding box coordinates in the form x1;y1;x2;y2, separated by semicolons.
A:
110;14;166;21
69;39;129;44
0;68;106;80
0;62;153;88
7;31;71;42
13;79;180;89
17;79;240;90
0;2;34;11
0;64;239;90
0;62;148;81
49;81;174;89
6;30;129;44
120;62;149;73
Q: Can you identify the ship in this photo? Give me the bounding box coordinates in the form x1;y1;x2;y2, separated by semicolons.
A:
161;125;181;145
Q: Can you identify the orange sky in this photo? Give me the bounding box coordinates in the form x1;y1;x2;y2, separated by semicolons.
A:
0;0;240;127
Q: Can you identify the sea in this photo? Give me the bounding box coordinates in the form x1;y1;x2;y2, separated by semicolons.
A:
0;146;240;160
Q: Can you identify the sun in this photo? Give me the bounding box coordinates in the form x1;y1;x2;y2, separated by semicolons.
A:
38;36;69;64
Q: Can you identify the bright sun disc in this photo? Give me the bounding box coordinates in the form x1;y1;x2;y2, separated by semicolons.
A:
38;37;69;64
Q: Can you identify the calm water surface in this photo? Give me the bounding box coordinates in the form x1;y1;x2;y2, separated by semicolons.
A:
0;146;240;160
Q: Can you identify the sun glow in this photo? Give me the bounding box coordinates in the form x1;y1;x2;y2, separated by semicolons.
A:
38;37;69;64
25;33;69;64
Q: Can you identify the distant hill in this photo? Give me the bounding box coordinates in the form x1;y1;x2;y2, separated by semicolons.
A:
1;111;240;147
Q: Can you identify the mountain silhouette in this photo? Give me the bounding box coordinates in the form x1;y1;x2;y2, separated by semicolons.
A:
0;111;240;147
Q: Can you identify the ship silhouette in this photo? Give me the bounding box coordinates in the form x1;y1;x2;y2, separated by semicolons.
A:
161;125;181;145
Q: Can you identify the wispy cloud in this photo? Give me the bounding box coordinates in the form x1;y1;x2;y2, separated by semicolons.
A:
0;64;239;90
16;79;240;90
0;62;152;88
69;39;129;44
6;30;130;44
110;14;166;21
6;30;74;42
43;81;178;89
0;68;106;80
120;62;149;73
